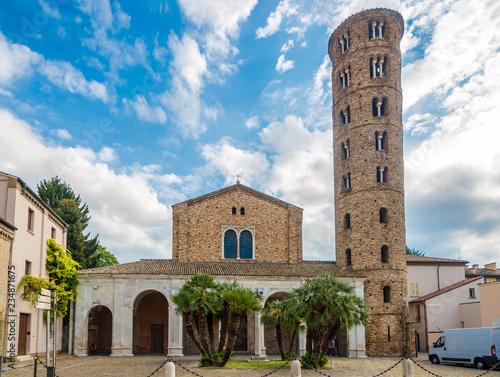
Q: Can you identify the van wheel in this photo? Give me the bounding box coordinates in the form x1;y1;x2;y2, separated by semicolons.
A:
474;358;486;369
430;355;440;364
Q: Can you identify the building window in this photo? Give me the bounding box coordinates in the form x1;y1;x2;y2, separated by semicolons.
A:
27;208;34;232
469;288;476;299
344;213;351;229
51;227;56;239
372;98;386;116
339;66;351;88
369;21;385;39
342;139;350;159
381;245;389;263
416;304;421;323
380;207;388;223
340;106;350;125
383;286;391;303
223;228;255;260
339;32;350;53
375;131;387;151
343;173;351;190
410;282;420;297
370;57;387;78
377;167;387;183
224;230;237;258
387;326;391;342
25;260;32;276
232;207;236;215
346;249;352;266
240;207;245;215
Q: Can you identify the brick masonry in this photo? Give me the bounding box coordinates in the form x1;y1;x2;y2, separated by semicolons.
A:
329;8;414;356
172;184;303;264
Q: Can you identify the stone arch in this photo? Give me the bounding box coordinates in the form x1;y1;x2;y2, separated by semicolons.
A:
263;291;298;355
87;305;113;355
132;290;169;354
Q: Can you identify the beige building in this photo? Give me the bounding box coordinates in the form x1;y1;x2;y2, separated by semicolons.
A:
74;183;367;358
0;171;67;359
466;262;500;283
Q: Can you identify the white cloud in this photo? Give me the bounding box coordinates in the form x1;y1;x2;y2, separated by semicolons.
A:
308;55;330;106
0;32;42;85
404;113;435;136
97;146;117;162
256;0;298;39
276;54;295;73
0;108;175;263
281;39;294;52
57;26;67;39
51;129;72;140
130;95;167;125
245;116;260;129
38;60;110;103
39;0;61;19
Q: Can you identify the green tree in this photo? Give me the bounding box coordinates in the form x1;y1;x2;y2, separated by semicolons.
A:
90;245;119;267
406;246;425;256
285;273;369;367
261;300;286;360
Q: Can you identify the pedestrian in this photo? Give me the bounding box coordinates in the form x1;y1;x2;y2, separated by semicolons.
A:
331;338;337;357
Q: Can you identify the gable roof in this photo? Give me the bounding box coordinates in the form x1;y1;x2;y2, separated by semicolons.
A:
78;259;359;279
465;267;500;278
409;276;482;303
173;183;302;210
406;254;468;266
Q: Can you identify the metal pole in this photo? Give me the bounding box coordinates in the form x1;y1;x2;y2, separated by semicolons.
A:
46;308;50;367
53;289;57;369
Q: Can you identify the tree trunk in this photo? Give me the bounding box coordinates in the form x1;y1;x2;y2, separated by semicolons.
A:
220;313;240;366
197;300;214;364
218;302;230;352
320;323;338;357
306;328;313;354
183;312;207;357
276;323;285;360
207;312;215;351
313;324;327;356
289;329;297;353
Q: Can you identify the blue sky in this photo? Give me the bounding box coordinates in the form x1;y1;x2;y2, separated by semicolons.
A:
1;0;499;267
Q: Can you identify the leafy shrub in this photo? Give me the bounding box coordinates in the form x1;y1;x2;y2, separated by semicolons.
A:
199;350;233;367
300;351;328;369
284;351;298;360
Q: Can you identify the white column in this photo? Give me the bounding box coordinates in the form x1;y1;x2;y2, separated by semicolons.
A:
377;136;383;150
168;304;184;356
298;328;306;355
111;281;134;356
345;35;349;49
340;73;345;89
378;22;383;38
344;144;349;159
371;23;376;39
339;39;345;53
344;111;349;125
260;321;267;356
74;293;88;356
347;279;367;357
379;58;385;77
254;312;261;356
372;60;377;78
377;101;382;116
345;69;350;86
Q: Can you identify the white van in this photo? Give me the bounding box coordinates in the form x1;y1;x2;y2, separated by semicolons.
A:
429;327;500;369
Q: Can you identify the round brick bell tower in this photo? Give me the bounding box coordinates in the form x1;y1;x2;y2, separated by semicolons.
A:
329;9;411;356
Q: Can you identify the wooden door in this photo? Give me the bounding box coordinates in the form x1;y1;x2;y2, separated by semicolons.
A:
18;313;29;355
150;324;164;353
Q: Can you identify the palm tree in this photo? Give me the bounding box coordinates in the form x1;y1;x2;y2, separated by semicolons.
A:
215;281;238;352
285;273;369;363
219;285;262;366
261;300;286;360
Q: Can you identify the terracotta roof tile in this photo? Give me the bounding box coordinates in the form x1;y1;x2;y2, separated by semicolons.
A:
406;255;468;265
465;268;500;277
78;259;361;278
409;276;482;303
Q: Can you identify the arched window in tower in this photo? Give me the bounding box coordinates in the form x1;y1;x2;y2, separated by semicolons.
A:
369;21;386;39
224;230;237;259
370;57;387;78
232;207;236;215
372;98;386;116
381;245;389;263
343;173;351;190
377;167;388;183
346;249;352;266
239;230;252;259
240;207;245;215
344;106;350;124
344;213;351;229
380;207;388;223
375;131;387;151
339;32;350;53
342;139;350;159
340;66;351;88
383;286;391;303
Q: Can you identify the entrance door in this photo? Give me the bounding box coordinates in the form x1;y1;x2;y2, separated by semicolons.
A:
151;324;164;353
18;313;29;355
233;314;247;351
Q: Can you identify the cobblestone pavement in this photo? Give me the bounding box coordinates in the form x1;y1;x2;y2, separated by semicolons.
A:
2;354;499;377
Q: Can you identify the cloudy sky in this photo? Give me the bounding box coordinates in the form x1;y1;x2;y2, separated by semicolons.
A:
1;0;499;267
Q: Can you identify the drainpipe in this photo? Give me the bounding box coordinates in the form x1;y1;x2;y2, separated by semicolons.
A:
424;301;429;351
437;264;441;291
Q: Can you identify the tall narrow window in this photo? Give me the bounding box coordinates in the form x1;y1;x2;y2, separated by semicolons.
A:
342;139;350;159
224;230;237;259
379;207;388;223
51;227;56;239
369;21;385;39
383;286;391;303
381;245;389;263
25;260;32;275
341;107;350;125
27;208;34;232
375;131;387;151
240;207;245;215
346;249;352;266
339;67;351;88
239;230;252;259
373;98;386;116
387;326;391;342
343;173;351;190
370;57;387;78
339;32;350;53
344;213;351;229
377;167;387;183
232;207;236;215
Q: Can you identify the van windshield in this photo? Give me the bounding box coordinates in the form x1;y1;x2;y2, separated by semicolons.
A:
435;336;445;348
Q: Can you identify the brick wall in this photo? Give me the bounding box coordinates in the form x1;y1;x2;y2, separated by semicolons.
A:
172;185;303;263
330;9;413;356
